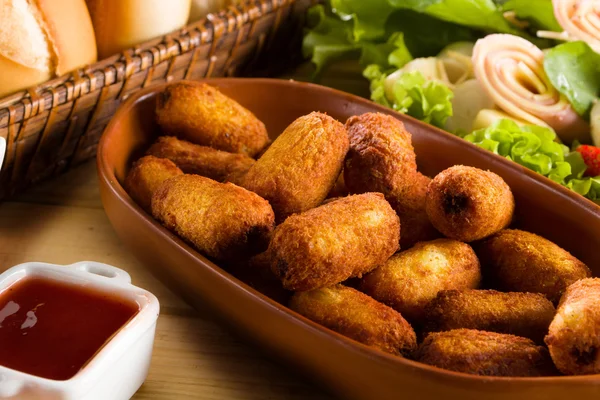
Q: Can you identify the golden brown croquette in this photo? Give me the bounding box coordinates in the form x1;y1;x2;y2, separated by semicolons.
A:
388;172;441;249
269;193;399;291
477;229;591;302
424;289;555;343
124;155;183;213
344;112;416;198
343;113;439;248
416;329;555;377
146;136;255;182
290;285;417;357
546;278;600;375
359;239;481;324
151;174;275;262
155;82;270;157
240;112;349;223
425;165;515;242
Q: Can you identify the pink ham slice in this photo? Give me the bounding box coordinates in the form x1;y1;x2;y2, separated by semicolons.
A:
472;34;589;143
554;0;600;53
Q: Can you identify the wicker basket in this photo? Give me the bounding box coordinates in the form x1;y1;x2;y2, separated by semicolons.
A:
0;0;317;200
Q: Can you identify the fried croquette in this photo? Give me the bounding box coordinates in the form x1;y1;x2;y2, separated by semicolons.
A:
545;278;600;375
155;82;269;157
290;285;417;357
269;193;399;291
425;165;515;242
359;239;481;323
344;112;416;198
416;329;555;377
151;174;275;262
343;113;439;247
477;229;591;303
389;173;441;249
146;136;255;182
124;155;183;212
424;289;555;343
240;112;349;222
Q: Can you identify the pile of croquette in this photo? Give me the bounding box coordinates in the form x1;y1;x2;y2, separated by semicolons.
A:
124;81;599;377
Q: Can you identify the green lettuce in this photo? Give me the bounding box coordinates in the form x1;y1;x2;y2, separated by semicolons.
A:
359;33;413;70
562;151;600;201
302;5;360;79
567;177;600;202
420;0;523;35
501;0;561;31
302;0;552;81
385;10;480;57
460;119;571;182
330;0;396;41
365;66;454;127
302;5;414;79
458;119;600;203
544;41;600;118
331;0;527;41
389;0;442;11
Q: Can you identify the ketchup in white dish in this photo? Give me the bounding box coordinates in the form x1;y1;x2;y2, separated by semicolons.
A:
0;277;139;380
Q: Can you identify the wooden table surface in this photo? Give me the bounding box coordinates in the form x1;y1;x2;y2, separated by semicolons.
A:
0;160;334;400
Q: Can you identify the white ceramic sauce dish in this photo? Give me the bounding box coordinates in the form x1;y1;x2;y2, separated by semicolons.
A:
0;261;160;400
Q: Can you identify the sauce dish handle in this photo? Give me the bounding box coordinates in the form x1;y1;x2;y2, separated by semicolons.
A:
65;261;132;284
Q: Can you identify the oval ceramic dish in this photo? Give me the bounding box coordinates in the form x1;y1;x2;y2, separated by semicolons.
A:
97;78;600;400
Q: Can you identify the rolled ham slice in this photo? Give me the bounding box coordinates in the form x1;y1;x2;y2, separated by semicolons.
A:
472;34;589;143
553;0;600;53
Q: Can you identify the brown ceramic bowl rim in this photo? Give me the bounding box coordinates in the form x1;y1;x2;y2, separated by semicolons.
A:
98;78;600;384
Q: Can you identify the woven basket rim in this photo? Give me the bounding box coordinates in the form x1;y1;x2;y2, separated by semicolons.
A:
0;0;292;128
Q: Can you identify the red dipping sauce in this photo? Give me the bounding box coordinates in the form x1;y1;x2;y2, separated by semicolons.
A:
0;277;140;380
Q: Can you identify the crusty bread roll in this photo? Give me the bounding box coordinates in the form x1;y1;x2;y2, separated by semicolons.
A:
86;0;192;59
0;0;97;98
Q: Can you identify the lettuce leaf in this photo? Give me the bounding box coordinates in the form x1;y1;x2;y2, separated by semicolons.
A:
303;5;412;79
364;65;392;108
389;0;442;11
302;5;360;78
561;151;600;202
421;0;523;35
328;0;542;45
543;41;600;118
567;177;600;202
461;119;571;180
385;10;480;57
330;0;396;41
359;33;413;70
365;66;454;127
302;0;549;81
458;119;600;203
502;0;561;31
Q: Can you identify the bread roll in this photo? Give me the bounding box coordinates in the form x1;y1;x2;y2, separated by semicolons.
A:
0;0;97;97
86;0;192;59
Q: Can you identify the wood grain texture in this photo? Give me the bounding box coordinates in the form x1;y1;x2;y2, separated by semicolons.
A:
0;161;333;400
